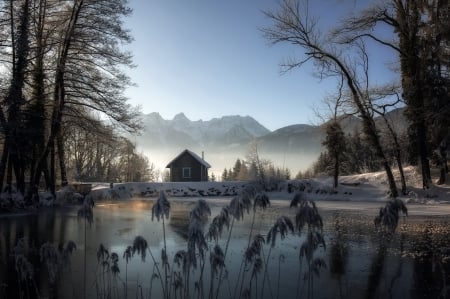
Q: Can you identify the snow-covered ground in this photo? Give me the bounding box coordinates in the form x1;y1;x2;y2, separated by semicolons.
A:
86;166;450;205
1;165;447;211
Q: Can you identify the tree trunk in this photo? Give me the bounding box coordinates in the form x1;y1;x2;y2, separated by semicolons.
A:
383;161;398;197
437;146;447;185
42;159;51;190
50;139;56;196
418;125;431;188
16;151;25;194
333;154;339;189
396;151;407;195
0;144;8;192
6;155;12;192
380;115;407;194
360;116;398;197
27;0;48;198
437;167;446;185
57;132;68;187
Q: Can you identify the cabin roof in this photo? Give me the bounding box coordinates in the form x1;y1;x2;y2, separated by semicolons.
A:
165;149;211;168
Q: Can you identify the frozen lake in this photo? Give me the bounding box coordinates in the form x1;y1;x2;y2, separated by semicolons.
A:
1;197;449;298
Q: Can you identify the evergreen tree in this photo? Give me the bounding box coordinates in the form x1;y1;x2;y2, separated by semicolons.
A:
323;121;346;188
210;172;216;182
248;161;258;181
232;158;242;180
237;161;249;181
284;168;291;180
221;168;228;181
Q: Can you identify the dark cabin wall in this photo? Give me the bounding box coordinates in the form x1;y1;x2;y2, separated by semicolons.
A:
170;152;208;182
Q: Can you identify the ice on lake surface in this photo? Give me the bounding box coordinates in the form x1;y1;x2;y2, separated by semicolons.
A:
1;198;449;299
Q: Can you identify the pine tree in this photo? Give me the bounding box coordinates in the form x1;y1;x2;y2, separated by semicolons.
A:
232;159;242;180
222;168;228;181
323;121;346;188
237;161;249;181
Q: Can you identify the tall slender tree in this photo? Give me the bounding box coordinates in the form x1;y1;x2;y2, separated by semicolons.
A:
32;0;84;196
396;1;431;188
0;0;31;194
421;1;450;184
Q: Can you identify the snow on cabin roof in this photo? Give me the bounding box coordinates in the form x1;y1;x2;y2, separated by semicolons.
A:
165;149;211;168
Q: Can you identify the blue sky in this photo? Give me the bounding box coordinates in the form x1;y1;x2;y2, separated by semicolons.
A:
123;0;398;131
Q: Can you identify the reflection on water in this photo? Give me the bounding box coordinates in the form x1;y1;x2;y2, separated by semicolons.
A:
0;199;449;299
329;214;349;299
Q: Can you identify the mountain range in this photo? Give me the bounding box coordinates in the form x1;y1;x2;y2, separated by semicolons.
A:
133;109;407;178
138;112;270;150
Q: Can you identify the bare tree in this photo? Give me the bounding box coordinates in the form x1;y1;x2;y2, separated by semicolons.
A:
64;119;154;183
64;115;119;181
246;140;270;189
262;0;399;197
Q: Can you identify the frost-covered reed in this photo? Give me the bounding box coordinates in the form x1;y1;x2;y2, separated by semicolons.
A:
374;198;408;233
151;191;172;299
290;192;326;299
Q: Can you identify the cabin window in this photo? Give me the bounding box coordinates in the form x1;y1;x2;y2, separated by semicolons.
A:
182;167;191;178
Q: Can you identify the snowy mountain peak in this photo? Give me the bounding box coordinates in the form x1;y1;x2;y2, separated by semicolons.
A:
147;112;163;119
142;112;165;126
172;112;189;122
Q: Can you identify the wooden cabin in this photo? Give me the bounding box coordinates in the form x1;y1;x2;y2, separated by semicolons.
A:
166;149;211;182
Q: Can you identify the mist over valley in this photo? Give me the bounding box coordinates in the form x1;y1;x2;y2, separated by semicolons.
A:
133;112;324;178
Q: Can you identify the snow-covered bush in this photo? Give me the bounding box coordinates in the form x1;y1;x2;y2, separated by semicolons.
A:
0;186;25;210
